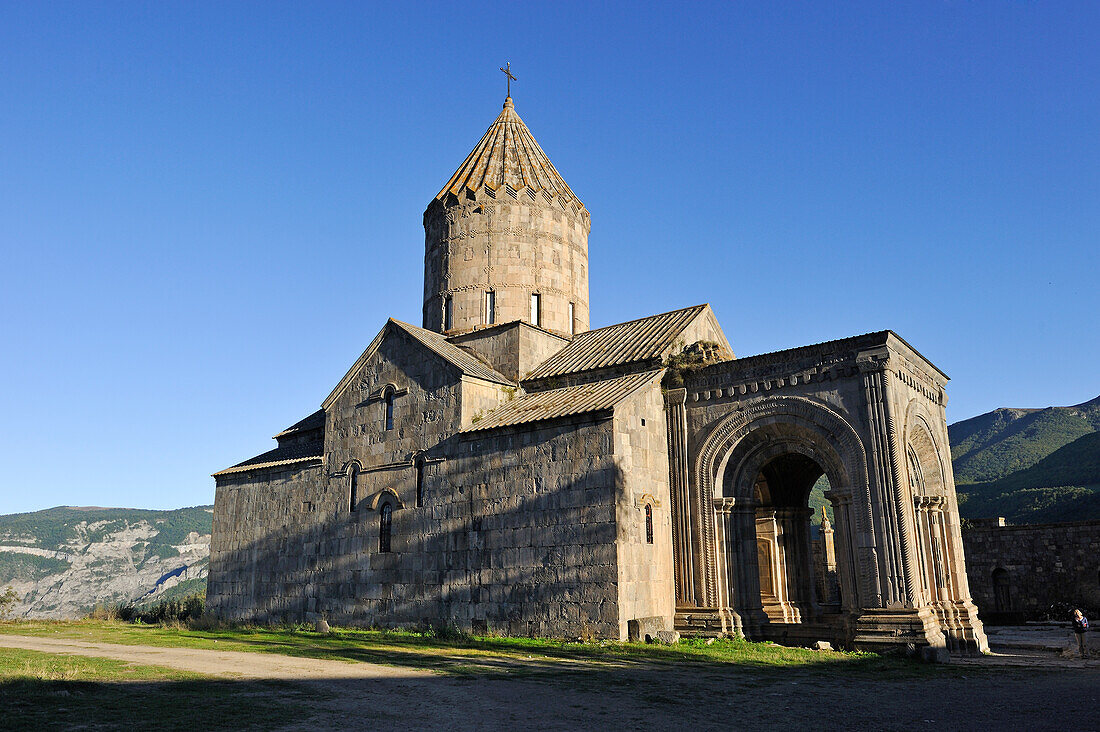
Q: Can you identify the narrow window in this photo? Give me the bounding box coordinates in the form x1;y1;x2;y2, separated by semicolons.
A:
444;295;453;331
349;466;359;512
530;293;541;327
379;503;393;553
645;504;654;544
484;290;495;325
384;391;394;430
992;568;1011;612
568;301;575;335
415;460;425;508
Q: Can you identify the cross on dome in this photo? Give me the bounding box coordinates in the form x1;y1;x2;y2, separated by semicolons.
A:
499;62;516;98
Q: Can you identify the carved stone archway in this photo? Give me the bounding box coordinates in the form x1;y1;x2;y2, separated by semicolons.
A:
689;396;877;638
903;400;988;652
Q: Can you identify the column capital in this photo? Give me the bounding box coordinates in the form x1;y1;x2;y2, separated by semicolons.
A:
714;496;758;514
713;497;737;514
824;489;853;506
913;495;946;510
856;346;892;374
664;387;688;407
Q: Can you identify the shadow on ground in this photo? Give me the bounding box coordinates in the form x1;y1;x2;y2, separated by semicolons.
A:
3;651;1099;731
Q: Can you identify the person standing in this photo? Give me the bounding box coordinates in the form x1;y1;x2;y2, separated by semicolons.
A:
1071;608;1089;659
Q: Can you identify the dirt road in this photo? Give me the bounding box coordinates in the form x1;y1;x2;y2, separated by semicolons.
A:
0;634;428;681
1;634;1097;730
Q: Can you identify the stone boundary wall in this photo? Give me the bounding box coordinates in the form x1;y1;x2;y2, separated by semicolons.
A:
963;519;1100;621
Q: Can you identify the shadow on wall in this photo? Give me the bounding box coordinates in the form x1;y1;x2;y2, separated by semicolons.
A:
208;429;639;639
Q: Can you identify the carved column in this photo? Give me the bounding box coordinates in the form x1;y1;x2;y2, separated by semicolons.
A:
716;497;765;635
818;508;840;609
794;506;819;618
713;497;745;636
857;347;916;607
935;419;989;653
664;388;695;607
825;490;859;613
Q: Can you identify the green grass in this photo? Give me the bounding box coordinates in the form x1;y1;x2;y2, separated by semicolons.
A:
0;647;310;731
0;619;938;680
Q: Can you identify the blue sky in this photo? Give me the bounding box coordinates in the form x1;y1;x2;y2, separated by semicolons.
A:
1;2;1097;513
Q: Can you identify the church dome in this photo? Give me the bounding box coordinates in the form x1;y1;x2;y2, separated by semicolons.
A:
434;97;587;220
423;97;590;339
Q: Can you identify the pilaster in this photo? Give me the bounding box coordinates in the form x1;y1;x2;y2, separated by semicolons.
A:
664;388;695;607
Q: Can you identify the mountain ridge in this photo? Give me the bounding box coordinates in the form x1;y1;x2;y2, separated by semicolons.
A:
950;394;1100;524
0;505;212;618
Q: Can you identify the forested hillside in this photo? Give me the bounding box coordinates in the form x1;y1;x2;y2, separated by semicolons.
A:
0;505;212;618
950;396;1100;524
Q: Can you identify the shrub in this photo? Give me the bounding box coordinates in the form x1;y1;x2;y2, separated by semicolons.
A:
88;594;206;625
0;586;20;619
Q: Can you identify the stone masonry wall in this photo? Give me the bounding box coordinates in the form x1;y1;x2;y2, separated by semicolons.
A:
963;520;1100;619
443;418;621;637
613;381;676;636
207;463;324;620
209;415;623;636
208;323;636;638
451;321;569;383
423;193;589;338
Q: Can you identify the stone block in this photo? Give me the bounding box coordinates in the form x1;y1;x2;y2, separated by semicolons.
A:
920;645;950;664
627;616;670;642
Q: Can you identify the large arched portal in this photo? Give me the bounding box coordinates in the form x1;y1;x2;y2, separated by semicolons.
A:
751;453;838;624
699;397;871;645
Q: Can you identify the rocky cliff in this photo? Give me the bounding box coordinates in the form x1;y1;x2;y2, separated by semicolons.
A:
0;506;212;619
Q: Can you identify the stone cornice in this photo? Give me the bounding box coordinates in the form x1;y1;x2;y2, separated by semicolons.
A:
681;331;948;407
683;362;861;405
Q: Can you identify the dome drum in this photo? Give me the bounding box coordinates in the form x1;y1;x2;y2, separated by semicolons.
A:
422;189;589;337
422;97;590;338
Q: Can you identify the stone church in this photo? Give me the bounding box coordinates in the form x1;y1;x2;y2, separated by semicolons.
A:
208;93;988;654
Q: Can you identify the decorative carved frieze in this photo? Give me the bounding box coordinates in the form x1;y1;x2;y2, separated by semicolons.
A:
914;495;946;510
897;366;945;406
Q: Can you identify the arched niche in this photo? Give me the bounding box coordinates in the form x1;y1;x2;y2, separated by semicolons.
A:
692;396;874;630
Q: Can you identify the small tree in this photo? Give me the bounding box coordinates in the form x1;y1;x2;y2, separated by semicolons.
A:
0;586;20;620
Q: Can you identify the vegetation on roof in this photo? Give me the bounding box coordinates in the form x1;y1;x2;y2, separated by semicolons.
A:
662;341;729;388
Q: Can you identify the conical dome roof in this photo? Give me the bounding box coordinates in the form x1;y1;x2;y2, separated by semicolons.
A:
436;98;586;216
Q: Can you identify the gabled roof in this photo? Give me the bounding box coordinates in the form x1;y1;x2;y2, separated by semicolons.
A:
213;440;323;477
273;409;324;440
392;320;513;385
435;97;586;217
461;370;661;433
524;305;724;382
322;319;513;411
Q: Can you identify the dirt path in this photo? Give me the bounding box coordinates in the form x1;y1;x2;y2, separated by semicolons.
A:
2;634;1098;730
0;634;428;680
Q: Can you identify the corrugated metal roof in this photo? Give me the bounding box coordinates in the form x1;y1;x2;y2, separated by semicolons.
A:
461;370;661;433
391;320;514;385
435;98;586;217
524;305;709;382
213;441;323;477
